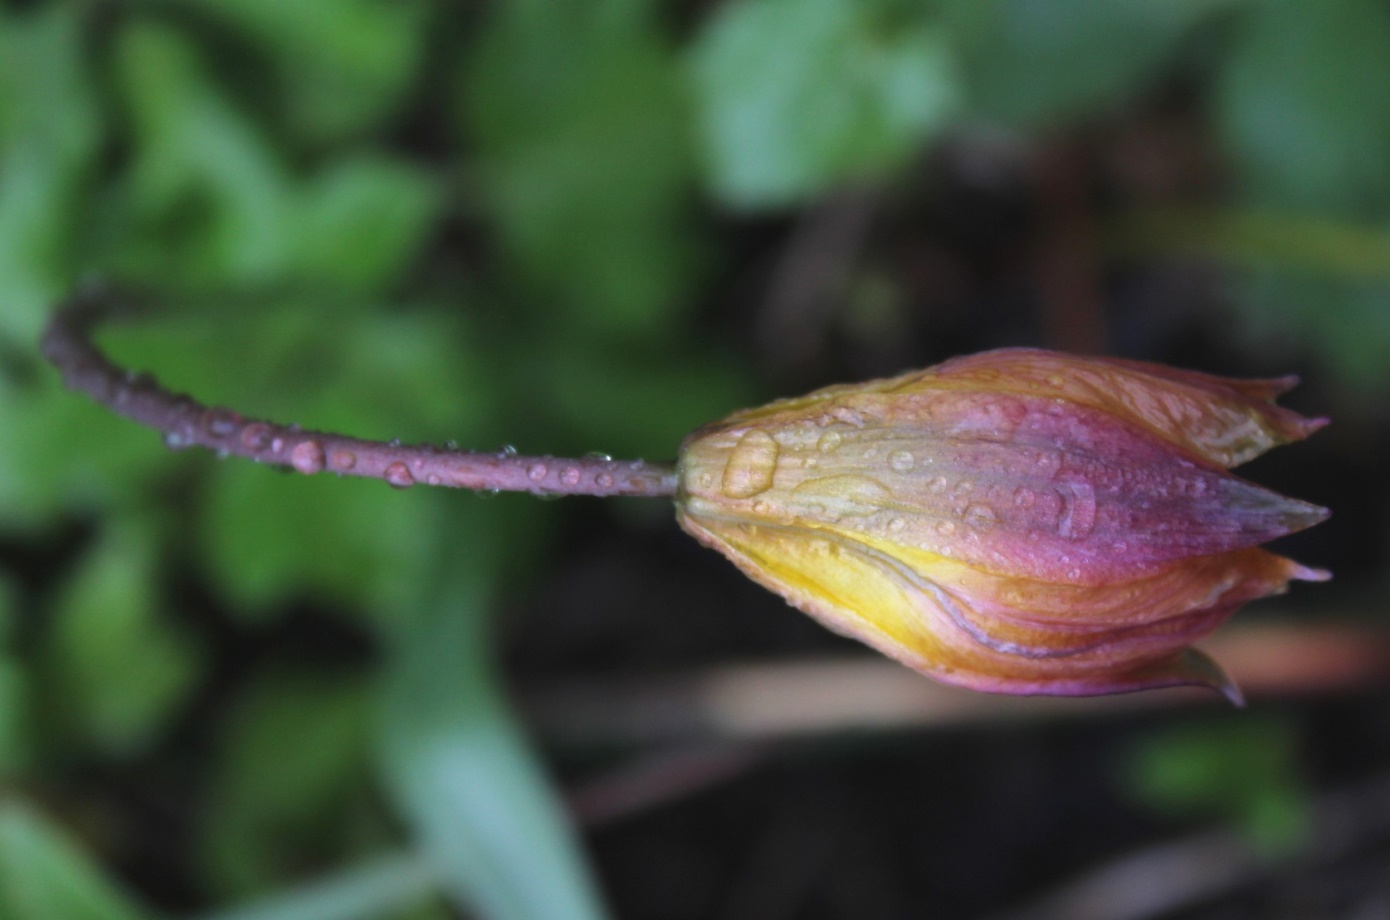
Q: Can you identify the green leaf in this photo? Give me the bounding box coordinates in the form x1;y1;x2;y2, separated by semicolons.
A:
43;517;203;755
203;671;374;897
691;0;959;208
1217;0;1390;216
202;465;439;619
0;802;153;920
944;0;1228;127
196;854;436;920
173;0;431;146
378;545;607;920
0;575;25;778
291;156;442;296
111;21;293;288
0;372;175;527
467;3;698;333
1126;718;1310;857
0;4;102;345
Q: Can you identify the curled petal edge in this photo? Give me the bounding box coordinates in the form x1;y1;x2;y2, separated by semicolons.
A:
677;510;1325;703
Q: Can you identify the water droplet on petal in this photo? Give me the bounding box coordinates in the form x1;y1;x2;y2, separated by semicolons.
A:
384;462;414;489
964;503;998;529
1058;481;1097;540
818;430;843;453
426;473;442;485
331;451;356;471
888;517;906;532
929;476;949;494
889;450;915;472
291;440;326;474
752;500;770;514
501;445;518;458
560;466;581;487
1012;487;1036;508
585;451;613;462
595;472;615;489
270;438;285;453
528;463;548;482
936;520;957;536
722;430;780;499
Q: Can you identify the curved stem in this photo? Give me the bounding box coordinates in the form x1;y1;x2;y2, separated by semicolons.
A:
40;289;680;499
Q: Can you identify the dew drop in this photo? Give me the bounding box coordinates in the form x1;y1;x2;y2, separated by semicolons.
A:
889;450;915;473
560;466;581;487
722;430;780;499
241;424;273;451
384;462;414;489
1067;567;1082;580
1012;487;1036;508
1058;481;1097;540
936;520;956;536
964;503;998;530
164;430;192;451
928;476;949;494
388;438;401;448
889;517;906;532
585;451;613;462
202;408;240;438
818;430;843;453
596;472;615;489
528;463;548;482
501;445;518;457
332;451;356;471
270;437;285;453
954;480;974;497
752;500;771;514
698;472;715;489
445;440;459;450
426;474;442;485
290;440;326;474
1036;451;1061;477
1046;374;1065;388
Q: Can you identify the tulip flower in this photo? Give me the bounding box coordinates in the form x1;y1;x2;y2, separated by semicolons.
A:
676;349;1329;703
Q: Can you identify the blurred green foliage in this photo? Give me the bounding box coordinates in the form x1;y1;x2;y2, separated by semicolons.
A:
0;0;1376;917
1126;718;1311;857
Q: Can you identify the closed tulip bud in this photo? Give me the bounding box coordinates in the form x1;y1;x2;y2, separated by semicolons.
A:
676;349;1330;703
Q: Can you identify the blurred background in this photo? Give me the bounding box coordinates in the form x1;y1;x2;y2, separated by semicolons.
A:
1;1;1388;918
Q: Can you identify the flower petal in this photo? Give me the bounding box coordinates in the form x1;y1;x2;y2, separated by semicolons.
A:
676;508;1305;698
917;348;1327;468
680;387;1329;582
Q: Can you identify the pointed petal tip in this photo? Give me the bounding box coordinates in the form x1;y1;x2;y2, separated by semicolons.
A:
1292;563;1333;583
1177;648;1245;707
1296;415;1331;439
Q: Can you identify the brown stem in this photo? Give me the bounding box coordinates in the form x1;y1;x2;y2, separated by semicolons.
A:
40;289;681;499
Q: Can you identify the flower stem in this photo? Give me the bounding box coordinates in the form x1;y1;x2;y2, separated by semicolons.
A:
40;288;680;499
